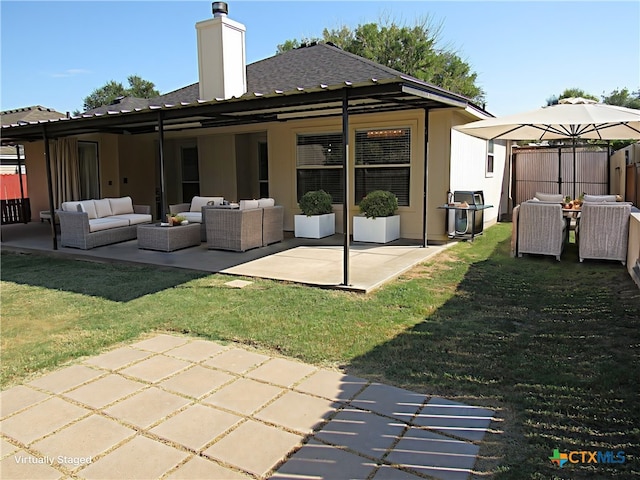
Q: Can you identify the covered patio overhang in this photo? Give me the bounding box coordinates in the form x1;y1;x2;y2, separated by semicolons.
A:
1;76;488;286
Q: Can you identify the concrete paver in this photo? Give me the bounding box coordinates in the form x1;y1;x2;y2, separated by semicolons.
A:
84;347;153;371
203;420;303;477
270;439;377;480
103;387;191;429
31;415;135;467
203;348;270;374
150;404;242;451
62;374;145;409
202;378;283;415
314;407;406;460
254;391;338;434
27;365;104;394
77;435;188;480
0;386;49;418
159;365;235;399
0;397;89;445
1;334;494;480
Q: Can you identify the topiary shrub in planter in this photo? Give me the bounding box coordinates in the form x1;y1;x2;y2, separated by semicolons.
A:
295;190;336;238
354;190;400;243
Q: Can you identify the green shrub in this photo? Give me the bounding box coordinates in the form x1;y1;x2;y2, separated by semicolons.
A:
359;190;398;219
299;190;333;216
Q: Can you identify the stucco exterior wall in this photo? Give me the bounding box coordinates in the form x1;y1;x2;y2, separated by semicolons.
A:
23;142;47;221
17;106;503;243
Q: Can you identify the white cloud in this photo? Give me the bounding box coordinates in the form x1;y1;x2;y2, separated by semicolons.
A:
50;69;91;78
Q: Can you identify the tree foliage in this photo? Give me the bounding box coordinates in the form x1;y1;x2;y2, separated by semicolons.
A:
277;18;485;104
602;88;640;109
82;75;160;111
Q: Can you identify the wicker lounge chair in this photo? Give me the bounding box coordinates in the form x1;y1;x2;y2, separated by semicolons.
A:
514;201;567;261
204;207;264;252
577;202;631;264
262;205;284;246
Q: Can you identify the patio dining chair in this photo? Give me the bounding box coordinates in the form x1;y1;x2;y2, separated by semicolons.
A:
514;201;567;261
577;202;631;264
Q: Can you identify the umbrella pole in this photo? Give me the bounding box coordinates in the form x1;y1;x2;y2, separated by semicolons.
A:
572;137;577;199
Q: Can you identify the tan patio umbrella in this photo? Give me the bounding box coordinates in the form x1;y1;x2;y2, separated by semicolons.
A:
454;98;640;197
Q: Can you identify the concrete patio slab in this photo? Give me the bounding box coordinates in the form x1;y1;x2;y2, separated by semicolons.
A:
1;334;494;480
1;223;449;293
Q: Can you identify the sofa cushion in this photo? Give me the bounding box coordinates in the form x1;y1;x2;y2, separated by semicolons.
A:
583;194;617;203
534;192;563;203
77;200;98;219
94;198;113;218
180;212;203;223
61;201;82;212
112;213;152;226
240;199;260;210
109;196;134;215
191;196;223;212
88;217;129;232
258;198;275;207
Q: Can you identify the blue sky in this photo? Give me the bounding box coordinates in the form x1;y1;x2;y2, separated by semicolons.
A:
1;1;638;116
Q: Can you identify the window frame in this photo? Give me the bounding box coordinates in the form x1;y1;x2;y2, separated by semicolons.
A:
295;132;344;204
486;139;495;177
354;127;411;206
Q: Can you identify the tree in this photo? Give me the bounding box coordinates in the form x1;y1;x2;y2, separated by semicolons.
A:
81;75;160;111
602;88;640;109
277;18;485;104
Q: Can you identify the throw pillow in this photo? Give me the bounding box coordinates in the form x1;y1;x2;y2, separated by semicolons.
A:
78;200;98;219
191;196;223;212
583;194;617;203
94;198;113;218
239;199;260;210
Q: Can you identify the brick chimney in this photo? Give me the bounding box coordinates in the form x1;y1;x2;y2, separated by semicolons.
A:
195;2;247;101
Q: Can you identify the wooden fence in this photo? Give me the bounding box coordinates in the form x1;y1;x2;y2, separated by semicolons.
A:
1;198;31;224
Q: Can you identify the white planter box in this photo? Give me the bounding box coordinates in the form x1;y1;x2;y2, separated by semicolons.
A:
294;213;335;238
353;215;400;243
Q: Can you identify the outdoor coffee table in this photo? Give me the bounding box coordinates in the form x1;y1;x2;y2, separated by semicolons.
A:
137;223;201;252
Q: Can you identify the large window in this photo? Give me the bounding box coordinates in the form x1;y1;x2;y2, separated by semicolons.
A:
486;140;495;176
296;133;344;203
181;145;199;202
355;128;411;206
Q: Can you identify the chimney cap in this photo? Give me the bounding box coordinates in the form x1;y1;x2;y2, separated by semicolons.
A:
212;2;228;17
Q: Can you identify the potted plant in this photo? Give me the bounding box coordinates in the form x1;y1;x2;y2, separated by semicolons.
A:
353;190;400;243
294;190;335;238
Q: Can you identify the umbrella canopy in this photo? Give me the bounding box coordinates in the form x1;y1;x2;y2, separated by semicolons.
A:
454;100;640;141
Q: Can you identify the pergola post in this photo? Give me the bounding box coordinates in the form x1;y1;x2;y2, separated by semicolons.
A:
422;109;429;248
342;89;350;286
157;112;167;221
42;127;57;250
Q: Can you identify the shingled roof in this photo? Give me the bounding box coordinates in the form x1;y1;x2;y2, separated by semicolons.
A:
0;105;66;127
86;43;452;113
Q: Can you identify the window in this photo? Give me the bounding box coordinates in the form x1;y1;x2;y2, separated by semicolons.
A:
296;133;344;203
486;140;494;176
181;145;199;201
355;128;410;206
258;142;269;198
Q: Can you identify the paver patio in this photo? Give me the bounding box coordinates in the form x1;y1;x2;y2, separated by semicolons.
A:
0;333;495;479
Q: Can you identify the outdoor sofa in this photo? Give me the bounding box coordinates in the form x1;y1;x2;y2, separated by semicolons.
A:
57;196;152;249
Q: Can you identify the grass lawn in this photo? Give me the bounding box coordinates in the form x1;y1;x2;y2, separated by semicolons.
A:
1;222;638;478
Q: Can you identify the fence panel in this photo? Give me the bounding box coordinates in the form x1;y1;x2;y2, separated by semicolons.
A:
1;198;31;224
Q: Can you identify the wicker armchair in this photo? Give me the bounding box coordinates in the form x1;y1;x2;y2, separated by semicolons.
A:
515;201;567;261
577;202;631;264
204;207;263;252
262;206;284;246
